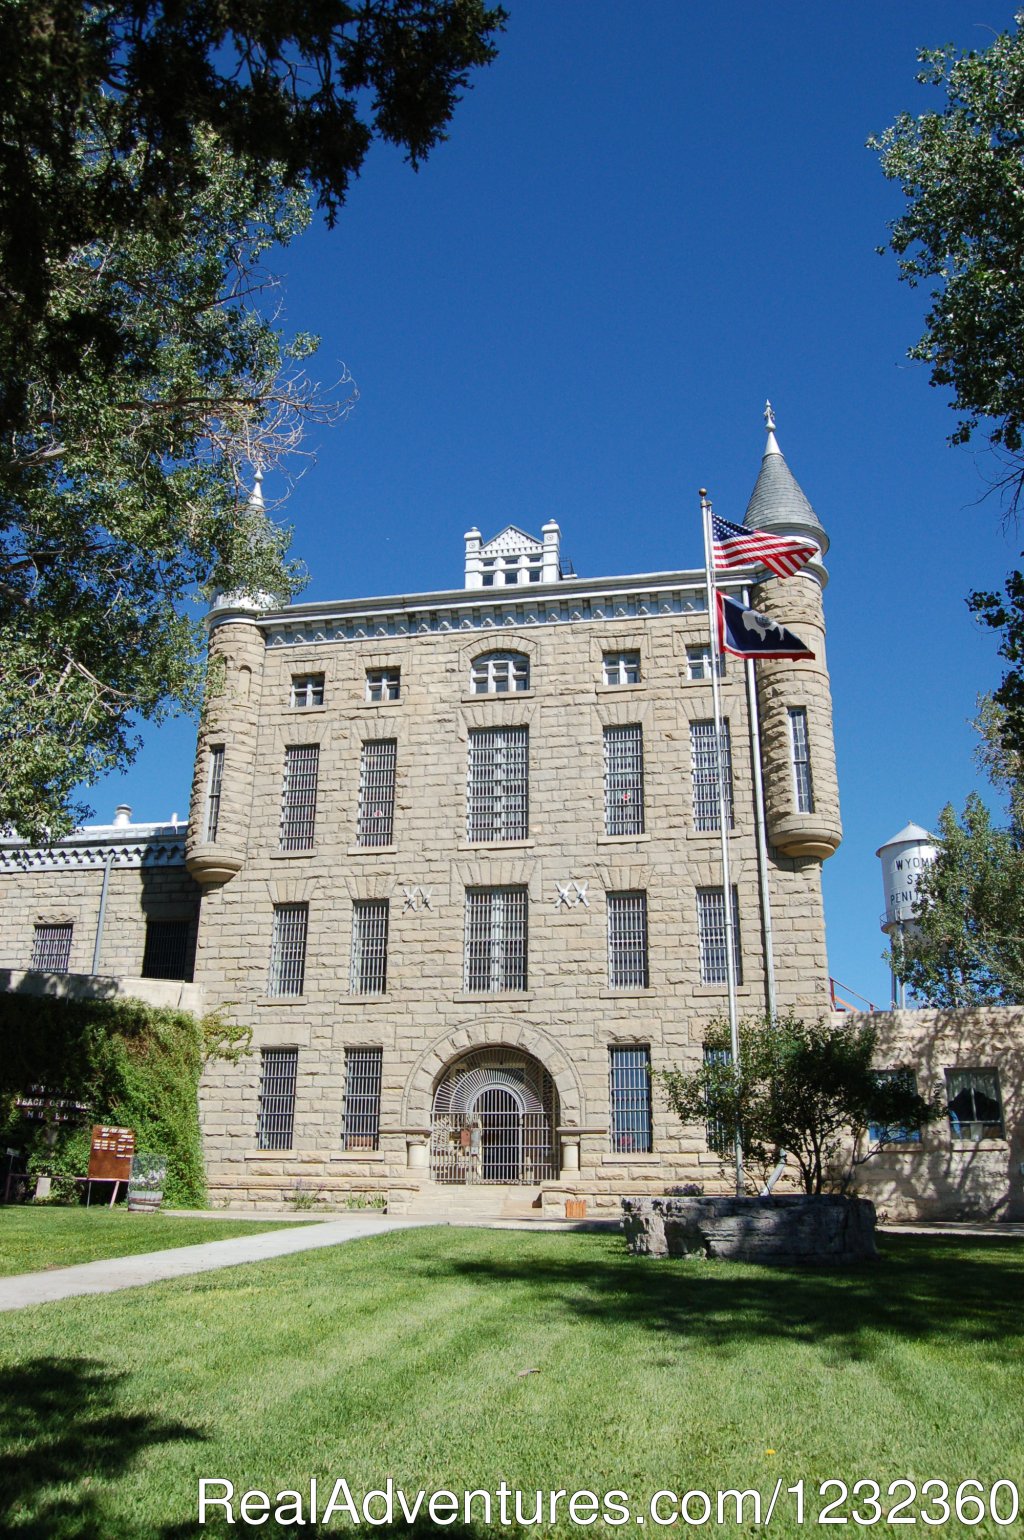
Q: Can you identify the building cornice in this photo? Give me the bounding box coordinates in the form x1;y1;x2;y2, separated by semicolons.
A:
0;825;188;873
219;568;755;650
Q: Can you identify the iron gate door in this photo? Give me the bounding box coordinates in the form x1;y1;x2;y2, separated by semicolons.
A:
475;1087;522;1182
429;1049;559;1183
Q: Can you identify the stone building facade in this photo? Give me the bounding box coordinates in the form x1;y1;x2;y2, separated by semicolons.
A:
184;424;843;1212
847;1006;1024;1222
4;422;1022;1220
0;808;202;994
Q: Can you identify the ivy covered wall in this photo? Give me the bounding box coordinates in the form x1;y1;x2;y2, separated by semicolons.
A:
0;993;206;1207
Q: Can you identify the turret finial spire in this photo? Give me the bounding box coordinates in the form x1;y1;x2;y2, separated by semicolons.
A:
249;468;265;509
763;400;780;456
743;399;827;554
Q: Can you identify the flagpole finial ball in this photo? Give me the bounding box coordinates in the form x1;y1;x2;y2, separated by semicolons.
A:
699;488;707;498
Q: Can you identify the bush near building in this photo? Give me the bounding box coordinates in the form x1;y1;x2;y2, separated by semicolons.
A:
0;994;206;1207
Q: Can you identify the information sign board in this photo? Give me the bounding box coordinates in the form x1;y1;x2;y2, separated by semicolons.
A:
88;1125;135;1180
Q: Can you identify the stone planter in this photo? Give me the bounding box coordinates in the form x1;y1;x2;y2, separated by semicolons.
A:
621;1194;878;1266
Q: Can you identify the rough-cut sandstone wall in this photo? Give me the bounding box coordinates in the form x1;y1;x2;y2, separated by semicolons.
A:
187;617;268;885
193;602;838;1210
621;1194;878;1265
0;864;201;981
751;570;841;861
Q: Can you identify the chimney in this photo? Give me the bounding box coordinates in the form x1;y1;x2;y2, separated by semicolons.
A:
113;805;132;828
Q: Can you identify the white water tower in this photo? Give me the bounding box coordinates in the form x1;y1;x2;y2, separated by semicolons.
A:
876;822;939;1007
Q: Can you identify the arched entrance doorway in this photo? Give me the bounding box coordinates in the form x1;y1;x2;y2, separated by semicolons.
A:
430;1048;559;1184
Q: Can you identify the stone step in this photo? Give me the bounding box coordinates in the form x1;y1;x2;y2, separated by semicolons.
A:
402;1184;544;1220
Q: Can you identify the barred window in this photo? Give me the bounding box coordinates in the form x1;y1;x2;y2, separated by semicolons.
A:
467;727;529;841
205;745;225;842
789;707;814;813
291;673;325;708
686;644;725;681
142;919;194;981
604;723;645;836
280;744;319;851
946;1068;1004;1141
31;922;72;973
464;887;528;993
690;719;734;832
268;903;308;997
357;739;397;846
609;1046;652;1153
607;892;649;989
603;651;641;686
697;887;743;985
343;1047;383;1149
470;651;530;694
351;900;389;996
256;1048;298;1150
366;668;401;702
703;1044;732;1155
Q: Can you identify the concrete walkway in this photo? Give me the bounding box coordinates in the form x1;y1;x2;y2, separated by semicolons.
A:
8;1211;1018;1315
0;1215;428;1313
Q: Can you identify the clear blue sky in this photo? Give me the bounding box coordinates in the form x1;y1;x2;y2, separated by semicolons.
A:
87;1;1023;1011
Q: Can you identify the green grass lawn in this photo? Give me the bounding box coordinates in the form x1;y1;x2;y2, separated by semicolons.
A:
1;1228;1022;1538
0;1207;306;1276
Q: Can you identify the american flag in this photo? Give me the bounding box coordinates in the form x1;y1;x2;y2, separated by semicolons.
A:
710;514;817;579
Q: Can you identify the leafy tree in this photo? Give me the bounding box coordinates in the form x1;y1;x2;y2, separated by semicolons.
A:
0;1;504;837
661;1013;939;1196
0;1;506;434
965;574;1024;752
872;15;1024;746
872;17;1024;475
0;136;332;839
895;796;1024;1006
894;701;1024;1006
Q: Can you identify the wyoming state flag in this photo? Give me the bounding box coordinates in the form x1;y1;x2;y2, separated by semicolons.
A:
717;592;814;661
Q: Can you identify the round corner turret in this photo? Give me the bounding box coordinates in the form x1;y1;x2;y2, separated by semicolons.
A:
744;406;842;863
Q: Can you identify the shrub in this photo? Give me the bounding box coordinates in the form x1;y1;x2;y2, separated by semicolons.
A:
661;1012;941;1196
0;993;207;1207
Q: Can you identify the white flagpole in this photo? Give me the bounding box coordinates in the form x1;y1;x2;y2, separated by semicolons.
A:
742;585;778;1021
743;587;789;1199
700;490;743;1197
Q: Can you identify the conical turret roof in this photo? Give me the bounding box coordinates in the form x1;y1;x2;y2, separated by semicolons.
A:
744;403;828;554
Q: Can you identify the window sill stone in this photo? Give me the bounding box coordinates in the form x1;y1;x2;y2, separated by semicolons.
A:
599;987;655;999
458;839;535;852
452;992;534;1005
345;845;397;857
460;690;535;704
597;833;651;846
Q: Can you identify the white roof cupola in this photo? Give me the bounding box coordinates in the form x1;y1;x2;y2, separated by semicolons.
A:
464;522;561;589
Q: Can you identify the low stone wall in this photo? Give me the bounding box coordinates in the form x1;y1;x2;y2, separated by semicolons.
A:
622;1194;878;1265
